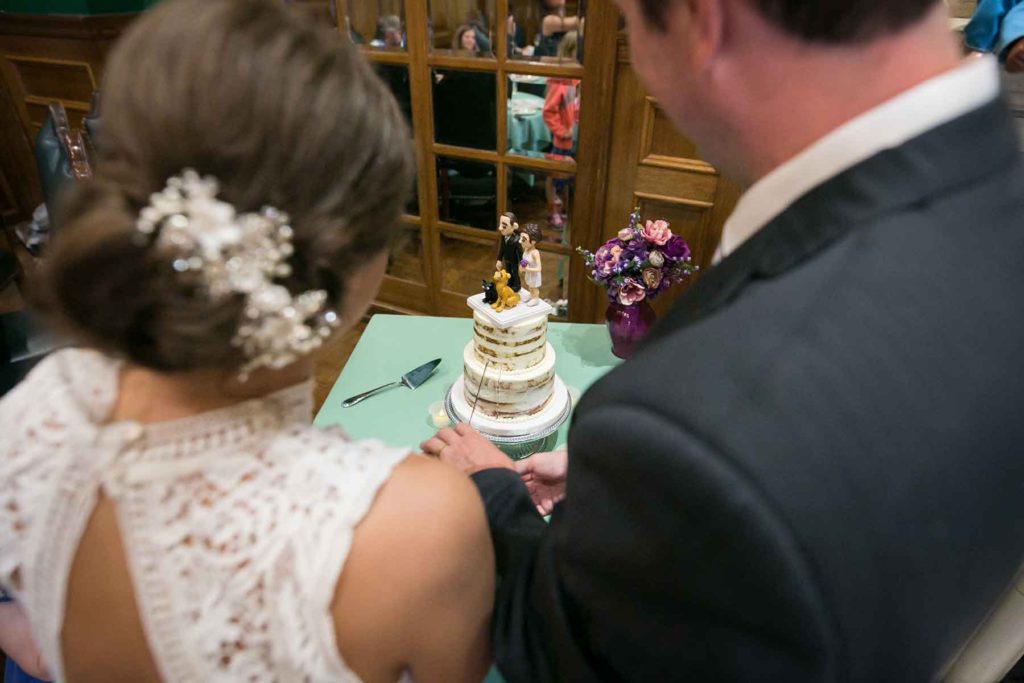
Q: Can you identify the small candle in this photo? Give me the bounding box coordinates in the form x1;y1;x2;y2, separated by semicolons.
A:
428;401;451;429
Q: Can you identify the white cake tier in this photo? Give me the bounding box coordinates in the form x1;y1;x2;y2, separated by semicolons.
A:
472;311;547;371
463;341;556;418
449;373;572;439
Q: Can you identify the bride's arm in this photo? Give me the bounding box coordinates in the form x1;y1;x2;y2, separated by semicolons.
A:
332;455;494;682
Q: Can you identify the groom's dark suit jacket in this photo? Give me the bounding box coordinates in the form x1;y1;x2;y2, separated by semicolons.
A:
471;98;1024;681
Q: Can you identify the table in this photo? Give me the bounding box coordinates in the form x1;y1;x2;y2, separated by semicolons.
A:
315;314;620;450
315;314;618;683
313;313;614;448
507;92;550;156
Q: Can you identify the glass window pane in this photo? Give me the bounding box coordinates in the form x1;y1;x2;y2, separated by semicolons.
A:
507;165;574;246
508;73;579;158
428;0;496;57
374;63;413;132
388;228;426;284
440;233;497;296
432;69;496;150
346;0;406;51
509;0;585;64
436;156;497;231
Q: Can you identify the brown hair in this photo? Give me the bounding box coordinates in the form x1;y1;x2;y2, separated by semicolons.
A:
636;0;939;43
34;0;413;372
520;223;543;245
454;24;477;51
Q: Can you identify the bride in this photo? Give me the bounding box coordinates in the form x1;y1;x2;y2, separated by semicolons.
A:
0;1;493;680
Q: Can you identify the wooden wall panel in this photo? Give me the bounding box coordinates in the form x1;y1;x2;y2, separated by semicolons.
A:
589;33;739;322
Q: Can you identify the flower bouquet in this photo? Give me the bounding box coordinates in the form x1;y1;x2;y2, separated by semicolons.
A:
577;208;697;358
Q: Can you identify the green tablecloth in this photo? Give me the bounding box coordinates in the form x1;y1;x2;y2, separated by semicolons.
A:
315;314;619;449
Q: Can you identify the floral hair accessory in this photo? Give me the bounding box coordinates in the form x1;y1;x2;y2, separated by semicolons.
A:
136;169;341;380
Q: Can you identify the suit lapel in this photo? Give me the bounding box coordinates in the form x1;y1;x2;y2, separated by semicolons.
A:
646;98;1020;345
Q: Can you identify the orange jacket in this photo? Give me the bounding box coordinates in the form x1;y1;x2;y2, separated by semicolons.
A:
543;78;580;151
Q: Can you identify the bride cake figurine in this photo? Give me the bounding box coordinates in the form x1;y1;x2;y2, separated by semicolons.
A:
518;223;543;307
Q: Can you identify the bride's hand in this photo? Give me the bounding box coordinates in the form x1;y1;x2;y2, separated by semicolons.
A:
513;449;568;516
420;423;512;475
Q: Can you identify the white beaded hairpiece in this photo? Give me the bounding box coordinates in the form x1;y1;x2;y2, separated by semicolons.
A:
136;169;340;380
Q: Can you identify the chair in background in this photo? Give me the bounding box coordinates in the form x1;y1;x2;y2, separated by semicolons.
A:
82;90;101;156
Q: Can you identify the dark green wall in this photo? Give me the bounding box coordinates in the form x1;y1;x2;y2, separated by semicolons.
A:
0;0;158;13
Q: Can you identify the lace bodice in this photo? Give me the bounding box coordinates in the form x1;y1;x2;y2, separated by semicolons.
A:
0;349;410;682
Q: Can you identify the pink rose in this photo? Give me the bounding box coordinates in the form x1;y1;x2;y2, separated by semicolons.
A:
642;268;662;289
617;227;633;241
641;219;672;246
617;277;647;305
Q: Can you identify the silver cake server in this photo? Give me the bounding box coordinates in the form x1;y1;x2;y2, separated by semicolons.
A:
342;358;442;408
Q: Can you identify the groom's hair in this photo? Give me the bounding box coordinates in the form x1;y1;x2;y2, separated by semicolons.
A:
636;0;940;43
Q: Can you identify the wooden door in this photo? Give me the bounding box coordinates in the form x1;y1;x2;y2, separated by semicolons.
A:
580;33;740;322
339;0;615;321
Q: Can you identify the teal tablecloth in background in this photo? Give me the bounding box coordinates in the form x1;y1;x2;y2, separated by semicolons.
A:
315;314;619;449
507;92;550;156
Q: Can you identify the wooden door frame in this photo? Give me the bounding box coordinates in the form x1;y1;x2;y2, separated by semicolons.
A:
338;0;620;322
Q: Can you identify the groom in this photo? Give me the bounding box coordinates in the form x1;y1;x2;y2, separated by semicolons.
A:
424;0;1024;680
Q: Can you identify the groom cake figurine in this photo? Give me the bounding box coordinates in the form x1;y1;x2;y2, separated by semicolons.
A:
495;211;523;293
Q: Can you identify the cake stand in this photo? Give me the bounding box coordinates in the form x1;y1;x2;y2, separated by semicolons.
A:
445;375;572;459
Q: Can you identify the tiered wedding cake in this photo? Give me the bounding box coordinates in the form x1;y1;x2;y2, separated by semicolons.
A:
448;293;571;439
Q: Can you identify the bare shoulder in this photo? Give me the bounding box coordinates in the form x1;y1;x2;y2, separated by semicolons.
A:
331;455;494;681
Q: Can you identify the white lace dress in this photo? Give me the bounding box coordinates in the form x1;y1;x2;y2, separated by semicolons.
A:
0;349;411;682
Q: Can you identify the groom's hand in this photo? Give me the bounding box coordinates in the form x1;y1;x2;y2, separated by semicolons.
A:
421;423;513;475
513;449;568;515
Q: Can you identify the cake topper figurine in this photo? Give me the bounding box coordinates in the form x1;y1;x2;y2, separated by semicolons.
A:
518;223;543;307
496;211;523;292
482;278;498;305
491;269;520;312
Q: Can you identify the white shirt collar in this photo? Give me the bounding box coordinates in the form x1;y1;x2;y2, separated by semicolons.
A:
715;56;1001;263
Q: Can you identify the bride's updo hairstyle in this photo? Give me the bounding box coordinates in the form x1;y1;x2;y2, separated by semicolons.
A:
35;0;413;372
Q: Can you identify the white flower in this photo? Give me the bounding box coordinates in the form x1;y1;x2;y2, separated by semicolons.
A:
649;251;665;267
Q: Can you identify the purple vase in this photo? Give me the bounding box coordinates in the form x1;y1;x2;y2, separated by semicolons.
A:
605;299;657;359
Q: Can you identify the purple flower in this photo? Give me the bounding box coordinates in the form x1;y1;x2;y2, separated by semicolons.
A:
664;235;691;262
594;243;624;276
520;259;530;268
617;277;647;305
623;237;649;260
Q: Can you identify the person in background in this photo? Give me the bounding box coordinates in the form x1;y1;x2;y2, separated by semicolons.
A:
542;31;579;229
507;11;527;57
965;0;1024;71
464;9;493;53
345;15;364;44
423;0;1024;679
0;1;494;681
533;0;581;57
455;24;479;53
0;594;49;682
370;14;404;48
